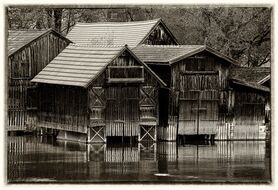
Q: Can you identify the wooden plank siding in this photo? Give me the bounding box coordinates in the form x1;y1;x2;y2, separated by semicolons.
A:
143;23;177;45
232;90;266;140
87;50;161;142
8;31;70;130
32;45;164;143
171;51;231;136
37;84;88;133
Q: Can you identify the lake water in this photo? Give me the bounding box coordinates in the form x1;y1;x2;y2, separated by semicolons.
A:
7;135;271;183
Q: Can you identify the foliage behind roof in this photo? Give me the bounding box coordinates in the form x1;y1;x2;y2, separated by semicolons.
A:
230;66;270;84
66;18;178;47
8;29;71;56
133;44;237;65
31;44;166;88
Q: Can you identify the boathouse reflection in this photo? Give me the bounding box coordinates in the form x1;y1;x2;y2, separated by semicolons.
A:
7;136;269;182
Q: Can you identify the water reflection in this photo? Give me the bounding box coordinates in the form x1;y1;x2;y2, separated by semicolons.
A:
7;136;270;183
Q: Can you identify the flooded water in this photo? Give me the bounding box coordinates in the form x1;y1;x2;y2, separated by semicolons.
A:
7;135;271;183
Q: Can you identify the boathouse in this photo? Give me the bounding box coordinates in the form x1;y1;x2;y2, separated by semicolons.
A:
133;45;234;139
7;29;71;131
133;44;270;140
31;44;166;143
18;18;270;141
227;67;271;140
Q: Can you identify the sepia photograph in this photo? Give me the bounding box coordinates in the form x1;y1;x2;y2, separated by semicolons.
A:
4;4;272;184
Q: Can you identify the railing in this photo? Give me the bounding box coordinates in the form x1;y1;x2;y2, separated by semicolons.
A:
107;66;144;83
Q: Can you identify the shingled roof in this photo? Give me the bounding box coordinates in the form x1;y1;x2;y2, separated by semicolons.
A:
31;44;166;88
133;44;237;65
230;78;270;92
66;19;178;47
230;67;270;84
8;29;70;56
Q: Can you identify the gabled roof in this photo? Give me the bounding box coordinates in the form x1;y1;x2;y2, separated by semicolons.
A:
230;67;270;84
133;45;237;65
66;18;178;47
230;78;270;93
31;44;166;88
8;29;71;56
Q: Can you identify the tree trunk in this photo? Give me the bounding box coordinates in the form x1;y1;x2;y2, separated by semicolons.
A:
45;8;53;28
53;8;63;33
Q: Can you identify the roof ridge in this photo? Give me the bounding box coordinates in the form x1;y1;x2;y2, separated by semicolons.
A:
70;43;126;48
139;44;205;48
75;18;161;26
8;29;50;32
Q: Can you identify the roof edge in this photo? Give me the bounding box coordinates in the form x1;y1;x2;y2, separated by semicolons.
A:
169;45;238;65
75;18;161;25
8;29;72;57
169;46;206;64
138;18;179;46
125;45;167;87
230;78;270;93
258;74;271;84
84;46;127;88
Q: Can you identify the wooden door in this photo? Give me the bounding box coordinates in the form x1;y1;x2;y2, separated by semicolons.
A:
105;86;139;137
178;74;219;135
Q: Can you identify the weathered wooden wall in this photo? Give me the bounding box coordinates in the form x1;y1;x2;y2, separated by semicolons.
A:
105;86;140;137
171;51;230;136
88;50;160;142
143;23;177;45
233;89;266;140
37;84;88;133
8;32;70;130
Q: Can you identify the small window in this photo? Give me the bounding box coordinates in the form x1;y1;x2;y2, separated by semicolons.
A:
27;86;38;110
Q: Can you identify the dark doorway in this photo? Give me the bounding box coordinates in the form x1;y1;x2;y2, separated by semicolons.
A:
159;88;170;127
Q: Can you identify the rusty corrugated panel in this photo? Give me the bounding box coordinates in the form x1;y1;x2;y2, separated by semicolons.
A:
66;19;160;47
31;44;124;87
8;30;49;55
133;44;205;63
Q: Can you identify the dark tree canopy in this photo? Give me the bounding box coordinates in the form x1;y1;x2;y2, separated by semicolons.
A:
7;6;271;67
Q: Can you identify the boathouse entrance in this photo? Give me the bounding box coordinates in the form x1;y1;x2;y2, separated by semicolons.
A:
105;86;140;138
158;88;170;127
178;73;219;136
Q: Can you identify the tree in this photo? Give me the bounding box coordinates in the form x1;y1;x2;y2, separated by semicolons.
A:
7;6;271;67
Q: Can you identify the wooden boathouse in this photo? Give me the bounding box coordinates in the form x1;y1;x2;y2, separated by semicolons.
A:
31;44;166;143
7;29;71;131
133;44;270;140
133;45;234;139
9;18;270;141
227;67;271;140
